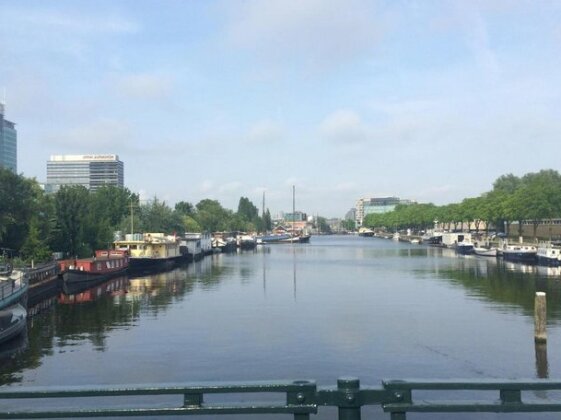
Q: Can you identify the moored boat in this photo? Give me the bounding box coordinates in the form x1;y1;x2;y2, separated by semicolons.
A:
456;242;475;255
537;242;561;266
26;261;61;305
59;250;129;284
236;233;257;250
0;264;28;309
114;233;184;272
502;244;538;264
0;303;27;345
358;227;375;237
474;247;498;257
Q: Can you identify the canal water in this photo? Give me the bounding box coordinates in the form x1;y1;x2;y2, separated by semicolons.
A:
2;235;561;419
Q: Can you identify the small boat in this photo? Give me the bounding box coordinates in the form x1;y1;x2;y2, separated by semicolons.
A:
59;250;129;284
0;304;27;344
212;234;237;252
358;227;375;237
537;242;561;266
410;239;420;244
255;233;293;244
474;247;498;257
456;242;475;255
236;233;257;250
0;265;28;309
502;244;537;264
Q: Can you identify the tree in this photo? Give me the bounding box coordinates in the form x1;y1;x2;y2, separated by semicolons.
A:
0;168;36;251
52;185;90;257
341;219;356;231
195;199;233;232
263;209;272;231
316;216;332;234
137;197;183;233
20;217;52;262
175;201;195;216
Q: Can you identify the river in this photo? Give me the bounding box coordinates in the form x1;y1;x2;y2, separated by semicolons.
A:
2;235;561;418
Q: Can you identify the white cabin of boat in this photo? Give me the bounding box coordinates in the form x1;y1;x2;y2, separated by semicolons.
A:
114;233;182;259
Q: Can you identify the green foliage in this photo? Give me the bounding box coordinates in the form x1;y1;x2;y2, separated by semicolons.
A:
341;219;356;231
0;168;36;250
136;197;183;233
316;216;332;234
19;217;52;262
52;185;90;257
175;201;195;216
364;169;561;239
182;215;201;232
263;209;272;231
195;199;233;232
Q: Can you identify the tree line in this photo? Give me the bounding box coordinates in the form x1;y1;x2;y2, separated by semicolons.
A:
0;168;272;262
363;169;561;238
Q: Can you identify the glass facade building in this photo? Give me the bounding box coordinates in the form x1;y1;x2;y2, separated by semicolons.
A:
47;154;124;192
0;103;17;173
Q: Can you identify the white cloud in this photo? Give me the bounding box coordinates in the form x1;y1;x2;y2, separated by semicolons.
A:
1;9;139;35
247;120;284;144
319;110;369;144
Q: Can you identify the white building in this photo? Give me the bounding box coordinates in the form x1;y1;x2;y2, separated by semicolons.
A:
46;154;124;192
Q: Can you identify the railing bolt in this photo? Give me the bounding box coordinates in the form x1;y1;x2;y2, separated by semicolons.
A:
337;376;361;420
394;392;403;400
296;392;306;403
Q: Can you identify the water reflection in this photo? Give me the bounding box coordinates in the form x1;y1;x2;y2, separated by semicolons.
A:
535;342;549;379
4;237;561;395
0;259;220;385
426;254;561;322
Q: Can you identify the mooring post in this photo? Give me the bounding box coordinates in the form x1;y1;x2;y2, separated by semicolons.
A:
337;377;361;420
534;292;547;343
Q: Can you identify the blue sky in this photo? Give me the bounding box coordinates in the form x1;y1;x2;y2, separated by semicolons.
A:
1;1;561;218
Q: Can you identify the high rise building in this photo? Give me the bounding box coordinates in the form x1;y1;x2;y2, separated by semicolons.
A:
0;103;17;173
46;154;124;192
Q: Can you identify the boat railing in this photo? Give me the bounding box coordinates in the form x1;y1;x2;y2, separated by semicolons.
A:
1;377;561;419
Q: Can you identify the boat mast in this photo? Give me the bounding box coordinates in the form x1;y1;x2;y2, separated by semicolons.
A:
292;185;295;235
130;199;134;235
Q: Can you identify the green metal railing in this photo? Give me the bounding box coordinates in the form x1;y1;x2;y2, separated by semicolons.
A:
1;377;561;419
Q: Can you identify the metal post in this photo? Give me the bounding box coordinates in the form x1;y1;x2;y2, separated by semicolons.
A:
337;377;361;420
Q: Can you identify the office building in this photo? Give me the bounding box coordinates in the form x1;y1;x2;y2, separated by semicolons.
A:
0;103;17;172
355;197;413;226
46;154;124;192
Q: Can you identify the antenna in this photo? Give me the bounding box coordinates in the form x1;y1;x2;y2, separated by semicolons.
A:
0;87;5;115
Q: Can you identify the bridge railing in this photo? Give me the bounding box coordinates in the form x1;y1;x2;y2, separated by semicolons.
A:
1;377;561;419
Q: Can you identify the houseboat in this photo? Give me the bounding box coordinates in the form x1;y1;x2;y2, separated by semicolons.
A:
26;260;61;305
537;242;561;266
114;233;183;272
180;233;204;262
0;264;28;309
502;243;538;264
59;250;129;284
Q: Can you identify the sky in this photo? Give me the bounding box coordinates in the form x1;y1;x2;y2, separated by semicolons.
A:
1;0;561;218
